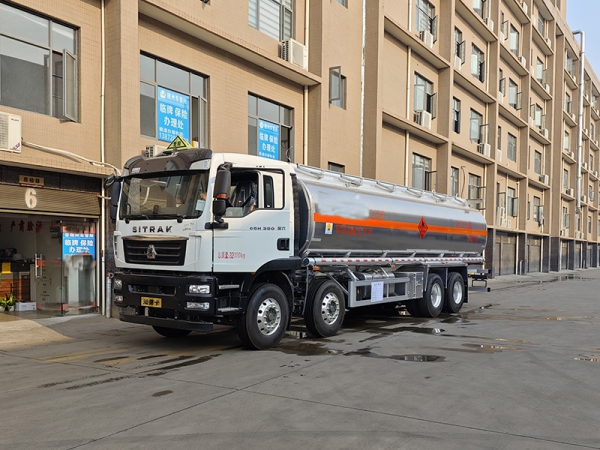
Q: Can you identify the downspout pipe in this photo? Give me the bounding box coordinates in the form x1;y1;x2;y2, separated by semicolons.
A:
573;30;585;216
303;0;309;165
359;0;366;177
101;0;108;317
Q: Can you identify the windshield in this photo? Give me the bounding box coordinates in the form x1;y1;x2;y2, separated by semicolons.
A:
119;171;209;220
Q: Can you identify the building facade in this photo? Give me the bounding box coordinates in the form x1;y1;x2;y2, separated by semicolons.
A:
0;0;596;315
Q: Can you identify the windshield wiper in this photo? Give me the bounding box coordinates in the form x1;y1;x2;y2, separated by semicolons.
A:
160;214;188;223
124;214;150;223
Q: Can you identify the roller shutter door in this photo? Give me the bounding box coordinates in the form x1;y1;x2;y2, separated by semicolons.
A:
527;236;542;273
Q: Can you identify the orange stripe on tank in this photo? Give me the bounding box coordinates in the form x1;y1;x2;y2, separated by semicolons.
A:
313;213;487;237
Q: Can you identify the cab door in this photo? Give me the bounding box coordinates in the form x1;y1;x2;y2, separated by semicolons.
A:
212;170;291;273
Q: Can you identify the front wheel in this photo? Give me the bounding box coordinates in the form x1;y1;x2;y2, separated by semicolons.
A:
304;279;346;337
152;326;191;338
417;274;444;318
444;272;465;313
236;283;289;350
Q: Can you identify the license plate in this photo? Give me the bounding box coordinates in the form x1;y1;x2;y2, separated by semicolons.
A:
141;297;162;308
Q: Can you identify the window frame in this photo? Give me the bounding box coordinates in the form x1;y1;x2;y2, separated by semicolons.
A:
248;0;294;41
329;66;346;109
248;93;294;162
507;133;517;162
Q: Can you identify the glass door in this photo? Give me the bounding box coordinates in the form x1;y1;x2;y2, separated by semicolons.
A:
34;219;65;314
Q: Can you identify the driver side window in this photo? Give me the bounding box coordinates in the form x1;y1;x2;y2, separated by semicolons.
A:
226;172;259;217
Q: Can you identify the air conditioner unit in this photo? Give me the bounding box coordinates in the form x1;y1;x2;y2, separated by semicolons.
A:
566;188;574;196
281;38;308;70
454;55;462;70
568;151;575;160
497;149;503;162
582;162;588;170
581;195;587;203
595;140;599;147
539;174;549;184
414;110;432;129
541;128;549;139
518;56;527;67
478;143;491;157
507;219;512;228
544;83;550;93
419;30;434;48
0;112;22;153
576;231;584;240
584;128;589;136
521;2;528;14
144;145;167;158
559;229;566;236
594;106;599;116
594;170;598;178
484;18;494;32
545;37;552;48
569;112;576;122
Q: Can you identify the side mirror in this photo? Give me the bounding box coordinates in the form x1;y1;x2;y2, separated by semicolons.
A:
212;165;231;224
109;181;121;222
105;174;117;188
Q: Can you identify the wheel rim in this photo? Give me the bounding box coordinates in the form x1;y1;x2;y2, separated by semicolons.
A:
451;281;463;305
431;283;443;309
320;292;340;325
257;298;282;336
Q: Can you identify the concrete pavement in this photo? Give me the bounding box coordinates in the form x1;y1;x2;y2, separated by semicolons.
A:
1;268;600;449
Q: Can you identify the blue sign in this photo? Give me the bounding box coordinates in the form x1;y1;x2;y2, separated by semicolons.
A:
258;120;280;160
62;233;96;260
157;87;190;143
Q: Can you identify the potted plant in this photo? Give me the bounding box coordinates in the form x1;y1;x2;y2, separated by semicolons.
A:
0;298;5;312
3;293;15;312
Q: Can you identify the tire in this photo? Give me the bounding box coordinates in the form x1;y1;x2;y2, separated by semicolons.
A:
152;326;191;338
444;272;465;313
304;279;346;338
404;300;421;317
236;283;289;350
417;273;444;318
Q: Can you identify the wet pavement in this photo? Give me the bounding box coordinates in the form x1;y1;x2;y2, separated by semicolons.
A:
1;269;600;449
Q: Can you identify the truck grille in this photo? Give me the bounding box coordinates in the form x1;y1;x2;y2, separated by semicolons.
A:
123;238;187;265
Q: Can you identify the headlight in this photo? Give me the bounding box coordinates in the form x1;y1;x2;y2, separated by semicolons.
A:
114;279;123;290
186;301;210;310
114;295;124;304
189;284;210;294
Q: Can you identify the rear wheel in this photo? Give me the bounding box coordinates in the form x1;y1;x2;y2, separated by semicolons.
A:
236;283;289;350
304;279;346;337
404;300;421;317
417;274;444;318
444;272;465;313
152;326;191;338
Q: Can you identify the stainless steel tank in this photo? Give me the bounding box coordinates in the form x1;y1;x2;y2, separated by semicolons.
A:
294;166;487;256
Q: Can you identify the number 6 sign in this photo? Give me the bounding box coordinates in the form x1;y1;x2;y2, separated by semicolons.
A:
25;188;37;209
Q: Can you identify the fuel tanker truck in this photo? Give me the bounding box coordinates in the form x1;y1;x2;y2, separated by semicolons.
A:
106;148;487;349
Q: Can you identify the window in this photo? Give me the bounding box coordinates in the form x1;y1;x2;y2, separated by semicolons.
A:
537;14;546;37
249;0;293;41
533;104;543;129
564;131;570;151
471;44;485;82
248;94;293;162
563;206;569;228
473;0;488;18
412;153;432;190
566;55;575;77
498;126;502;150
455;28;465;63
336;0;348;6
507;133;517;162
588;216;592;234
563;168;569;189
329;67;346;109
508;79;520;109
536;58;544;84
470;109;483;142
534;151;542;174
328;162;345;173
414;73;436;118
140;54;208;147
452;98;461;133
468;173;483;203
451;167;460;196
416;0;437;40
507;187;517;217
499;69;506;95
509;24;519;56
565;92;572;114
590;153;594;171
533;196;542;223
0;3;78;120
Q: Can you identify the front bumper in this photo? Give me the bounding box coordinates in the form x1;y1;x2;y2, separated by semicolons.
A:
120;311;213;331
